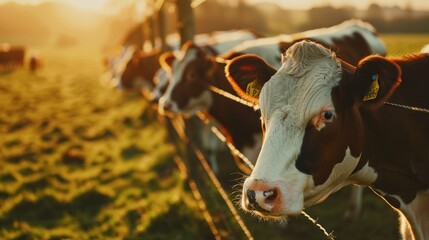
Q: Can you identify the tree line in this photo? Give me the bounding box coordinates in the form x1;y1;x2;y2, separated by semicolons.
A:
181;1;429;35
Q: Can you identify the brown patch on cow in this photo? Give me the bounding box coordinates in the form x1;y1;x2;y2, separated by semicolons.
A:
344;54;429;203
121;49;161;89
308;32;375;65
383;195;401;209
280;31;376;67
295;68;366;186
296;106;364;185
279;41;293;55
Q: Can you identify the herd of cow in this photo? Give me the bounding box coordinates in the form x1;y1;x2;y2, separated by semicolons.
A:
0;43;42;72
103;19;429;240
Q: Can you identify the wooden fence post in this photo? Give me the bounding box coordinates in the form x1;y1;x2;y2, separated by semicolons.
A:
147;15;156;49
177;0;195;45
157;1;168;52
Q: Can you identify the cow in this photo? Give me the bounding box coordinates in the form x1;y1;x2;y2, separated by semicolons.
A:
0;44;25;71
157;19;386;212
119;48;161;92
148;68;170;103
147;50;179;104
101;45;136;89
29;54;42;72
106;30;260;99
224;40;429;239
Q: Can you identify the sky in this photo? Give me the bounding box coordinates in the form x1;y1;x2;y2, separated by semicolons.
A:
0;0;106;10
0;0;428;11
247;0;428;10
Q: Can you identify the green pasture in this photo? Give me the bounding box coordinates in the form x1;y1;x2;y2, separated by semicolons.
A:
0;34;428;240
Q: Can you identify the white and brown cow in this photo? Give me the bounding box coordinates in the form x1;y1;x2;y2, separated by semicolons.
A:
225;40;429;239
158;20;386;176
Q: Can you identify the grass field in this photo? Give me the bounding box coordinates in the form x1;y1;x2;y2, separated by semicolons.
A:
0;34;428;240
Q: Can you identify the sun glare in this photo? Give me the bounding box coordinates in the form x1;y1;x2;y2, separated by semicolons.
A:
67;0;105;11
0;0;106;11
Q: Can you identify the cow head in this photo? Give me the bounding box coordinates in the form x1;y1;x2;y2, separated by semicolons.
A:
119;49;160;92
158;41;216;116
225;40;401;219
146;52;177;104
101;45;136;89
148;68;170;104
120;49;144;89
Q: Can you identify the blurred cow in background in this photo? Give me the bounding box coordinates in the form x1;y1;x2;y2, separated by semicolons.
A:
102;28;262;174
29;54;42;72
102;29;261;101
0;44;25;71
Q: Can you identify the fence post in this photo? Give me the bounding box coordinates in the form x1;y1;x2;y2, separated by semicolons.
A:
176;0;195;45
147;16;156;49
157;1;168;52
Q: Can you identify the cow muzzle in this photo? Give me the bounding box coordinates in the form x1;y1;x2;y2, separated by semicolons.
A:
242;179;282;215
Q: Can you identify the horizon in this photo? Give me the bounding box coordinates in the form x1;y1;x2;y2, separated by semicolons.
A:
0;0;428;11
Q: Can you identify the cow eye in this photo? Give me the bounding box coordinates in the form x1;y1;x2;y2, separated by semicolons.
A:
321;111;336;123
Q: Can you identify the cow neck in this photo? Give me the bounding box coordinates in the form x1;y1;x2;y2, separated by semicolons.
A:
205;59;262;150
352;56;429;203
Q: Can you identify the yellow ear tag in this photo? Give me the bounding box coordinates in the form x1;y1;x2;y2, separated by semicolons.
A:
246;79;262;98
363;74;379;101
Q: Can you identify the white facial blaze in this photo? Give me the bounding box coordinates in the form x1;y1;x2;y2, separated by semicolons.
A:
104;45;136;89
150;68;169;101
249;41;353;214
251;115;308;214
159;48;198;113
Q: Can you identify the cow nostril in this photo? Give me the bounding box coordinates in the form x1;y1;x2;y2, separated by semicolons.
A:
163;101;172;111
263;189;277;204
246;189;256;205
245;188;278;212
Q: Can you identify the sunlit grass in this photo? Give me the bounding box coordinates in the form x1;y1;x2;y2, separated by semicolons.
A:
381;33;429;56
0;44;210;239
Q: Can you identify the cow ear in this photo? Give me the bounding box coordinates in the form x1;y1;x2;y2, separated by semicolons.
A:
352;55;402;108
225;54;277;105
159;51;176;72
